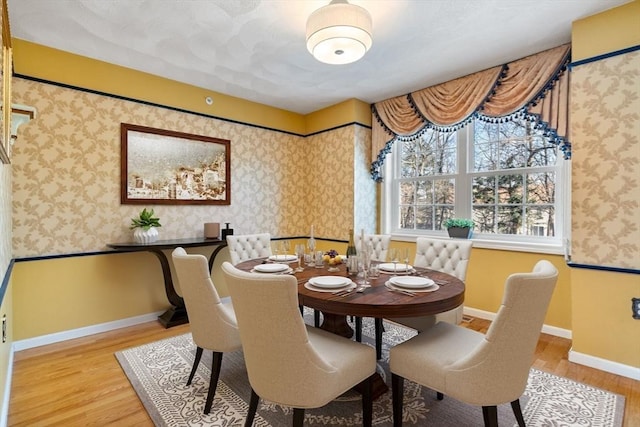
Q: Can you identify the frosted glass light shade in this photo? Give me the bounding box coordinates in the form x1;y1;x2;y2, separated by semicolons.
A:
306;0;372;65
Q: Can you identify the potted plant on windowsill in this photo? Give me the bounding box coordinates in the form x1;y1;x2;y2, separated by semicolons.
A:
444;218;474;239
130;208;162;244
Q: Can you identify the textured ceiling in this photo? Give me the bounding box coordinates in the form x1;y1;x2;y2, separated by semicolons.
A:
6;0;629;114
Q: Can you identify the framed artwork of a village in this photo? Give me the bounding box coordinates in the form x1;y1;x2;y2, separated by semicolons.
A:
120;123;230;205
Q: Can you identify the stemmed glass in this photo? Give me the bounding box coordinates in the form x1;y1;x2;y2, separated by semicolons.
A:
282;240;291;258
389;248;399;274
403;248;410;273
294;244;305;272
360;243;373;286
307;238;316;266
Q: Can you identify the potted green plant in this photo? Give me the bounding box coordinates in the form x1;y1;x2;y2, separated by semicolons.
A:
130;208;161;243
443;218;474;239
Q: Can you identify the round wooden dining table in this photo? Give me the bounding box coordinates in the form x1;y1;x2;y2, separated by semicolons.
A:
235;257;465;399
234;257;465;339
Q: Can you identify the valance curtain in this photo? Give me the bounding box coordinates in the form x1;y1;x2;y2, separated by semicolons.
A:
371;44;571;181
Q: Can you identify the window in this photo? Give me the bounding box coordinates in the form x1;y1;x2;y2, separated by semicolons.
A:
384;115;567;252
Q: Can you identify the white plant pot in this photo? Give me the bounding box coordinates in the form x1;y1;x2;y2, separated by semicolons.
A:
133;227;159;244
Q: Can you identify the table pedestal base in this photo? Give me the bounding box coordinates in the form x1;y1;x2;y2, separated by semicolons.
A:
158;306;189;328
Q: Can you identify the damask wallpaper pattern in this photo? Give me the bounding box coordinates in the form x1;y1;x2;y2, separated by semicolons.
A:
11;78;368;257
0;165;10;276
570;50;640;269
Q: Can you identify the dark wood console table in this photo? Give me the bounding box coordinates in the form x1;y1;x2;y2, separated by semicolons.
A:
107;237;227;328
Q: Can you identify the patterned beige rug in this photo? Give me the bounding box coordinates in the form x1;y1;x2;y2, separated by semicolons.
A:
116;315;624;426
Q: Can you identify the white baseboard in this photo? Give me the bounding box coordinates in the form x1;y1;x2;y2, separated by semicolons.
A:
465;307;640;380
12;311;164;352
569;350;640;381
463;307;572;339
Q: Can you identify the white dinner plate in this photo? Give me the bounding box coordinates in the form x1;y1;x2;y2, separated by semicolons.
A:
253;263;289;273
378;263;413;273
304;281;355;293
268;254;298;262
385;281;440;293
389;276;435;289
308;276;351;289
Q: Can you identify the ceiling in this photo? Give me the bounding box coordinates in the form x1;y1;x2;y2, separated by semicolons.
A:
6;0;629;115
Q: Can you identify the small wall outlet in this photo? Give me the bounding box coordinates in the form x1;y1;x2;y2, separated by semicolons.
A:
632;298;640;320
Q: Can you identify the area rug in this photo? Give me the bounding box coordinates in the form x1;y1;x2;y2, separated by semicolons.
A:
116;315;625;426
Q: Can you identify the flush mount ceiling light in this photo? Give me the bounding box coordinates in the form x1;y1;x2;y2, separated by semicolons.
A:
306;0;373;65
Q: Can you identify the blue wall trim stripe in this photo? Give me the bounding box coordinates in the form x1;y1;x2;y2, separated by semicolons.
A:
0;260;14;307
13;74;371;136
570;44;640;69
567;261;639;275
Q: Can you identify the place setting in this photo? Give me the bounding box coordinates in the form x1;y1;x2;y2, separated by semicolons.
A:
384;275;439;296
250;263;294;274
304;275;356;295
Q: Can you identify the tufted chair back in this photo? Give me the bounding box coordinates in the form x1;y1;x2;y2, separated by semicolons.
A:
414;237;473;281
356;234;391;262
226;233;273;265
390;237;473;328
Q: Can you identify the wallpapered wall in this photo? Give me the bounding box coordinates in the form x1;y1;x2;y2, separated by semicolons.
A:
570;50;640;269
0;165;9;273
11;77;372;257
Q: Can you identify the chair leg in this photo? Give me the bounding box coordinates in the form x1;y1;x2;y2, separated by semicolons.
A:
482;405;498;427
355;317;362;342
204;351;223;414
374;318;383;359
511;399;526;427
436;392;444;400
245;388;259;427
314;310;321;327
360;375;373;427
391;373;404;427
292;408;305;427
187;346;203;386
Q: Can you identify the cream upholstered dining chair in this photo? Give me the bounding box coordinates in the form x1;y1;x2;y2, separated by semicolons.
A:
355;233;391;262
226;233;273;265
227;233;321;327
390;260;558;427
221;261;377;427
389;237;473;331
353;234;391;355
172;248;242;415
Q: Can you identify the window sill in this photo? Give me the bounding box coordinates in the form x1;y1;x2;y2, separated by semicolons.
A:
390;232;565;256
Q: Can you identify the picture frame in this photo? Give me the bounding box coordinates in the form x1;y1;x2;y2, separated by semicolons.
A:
121;123;231;205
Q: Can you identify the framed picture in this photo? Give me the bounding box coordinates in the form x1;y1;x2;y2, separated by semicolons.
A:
121;123;231;205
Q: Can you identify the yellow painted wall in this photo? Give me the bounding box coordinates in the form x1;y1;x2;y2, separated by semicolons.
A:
305;98;372;134
569;0;640;369
572;0;640;61
571;269;640;367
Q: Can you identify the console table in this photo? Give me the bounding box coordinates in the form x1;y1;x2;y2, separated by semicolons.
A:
107;237;227;327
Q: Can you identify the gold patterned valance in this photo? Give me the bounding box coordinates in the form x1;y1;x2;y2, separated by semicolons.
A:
371;44;571;181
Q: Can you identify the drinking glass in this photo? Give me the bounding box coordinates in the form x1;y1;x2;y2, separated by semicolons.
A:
283;240;291;255
403;248;410;273
389;248;399;274
307;238;316;266
360;250;371;286
315;250;324;268
294;244;305;272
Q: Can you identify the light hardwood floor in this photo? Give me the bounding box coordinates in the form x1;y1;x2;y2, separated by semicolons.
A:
8;318;640;426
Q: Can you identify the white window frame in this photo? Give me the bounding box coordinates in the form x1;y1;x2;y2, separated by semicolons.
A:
381;124;571;255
